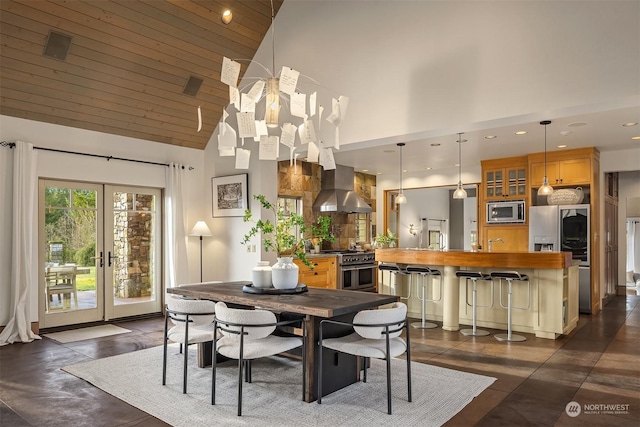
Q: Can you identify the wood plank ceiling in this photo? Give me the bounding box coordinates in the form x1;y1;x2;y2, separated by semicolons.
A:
0;0;283;150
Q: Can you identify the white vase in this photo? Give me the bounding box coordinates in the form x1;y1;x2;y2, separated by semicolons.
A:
252;261;272;288
271;257;299;289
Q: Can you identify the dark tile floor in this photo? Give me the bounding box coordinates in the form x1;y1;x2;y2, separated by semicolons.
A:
1;296;638;427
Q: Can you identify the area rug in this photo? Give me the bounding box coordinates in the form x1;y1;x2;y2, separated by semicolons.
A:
43;324;131;343
63;345;494;426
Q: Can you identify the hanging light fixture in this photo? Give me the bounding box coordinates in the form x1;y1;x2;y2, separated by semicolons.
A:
217;0;348;170
453;133;467;199
537;120;554;196
395;143;407;204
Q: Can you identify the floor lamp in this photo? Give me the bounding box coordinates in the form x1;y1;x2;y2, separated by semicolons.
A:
189;221;212;282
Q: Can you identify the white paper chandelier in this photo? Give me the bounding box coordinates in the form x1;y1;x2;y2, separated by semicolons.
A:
216;2;348;171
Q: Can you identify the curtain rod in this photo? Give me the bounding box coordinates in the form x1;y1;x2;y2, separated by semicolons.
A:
0;141;194;170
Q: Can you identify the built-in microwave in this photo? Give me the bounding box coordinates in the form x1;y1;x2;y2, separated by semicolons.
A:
486;200;526;224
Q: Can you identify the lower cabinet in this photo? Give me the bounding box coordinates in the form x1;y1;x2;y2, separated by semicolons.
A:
293;256;337;289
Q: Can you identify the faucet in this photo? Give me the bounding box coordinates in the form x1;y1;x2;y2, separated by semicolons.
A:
488;238;504;252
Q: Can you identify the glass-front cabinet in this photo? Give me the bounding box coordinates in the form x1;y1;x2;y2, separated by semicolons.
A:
484;165;527;200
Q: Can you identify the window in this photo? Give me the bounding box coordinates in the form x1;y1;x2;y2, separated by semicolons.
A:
277;196;303;239
355;213;370;243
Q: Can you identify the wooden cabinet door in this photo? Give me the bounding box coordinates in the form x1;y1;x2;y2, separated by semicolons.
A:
294;257;337;289
558;158;591;185
530;161;559;187
506;167;527;197
484;226;529;252
484;168;504;199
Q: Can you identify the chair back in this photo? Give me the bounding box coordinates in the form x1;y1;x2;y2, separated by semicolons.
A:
214;301;277;340
166;296;216;327
353;302;407;339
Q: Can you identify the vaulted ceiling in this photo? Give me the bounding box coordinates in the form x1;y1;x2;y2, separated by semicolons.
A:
0;0;283;150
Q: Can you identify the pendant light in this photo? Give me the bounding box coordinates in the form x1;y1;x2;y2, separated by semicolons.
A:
537;120;554;196
395;143;407;204
452;133;467;199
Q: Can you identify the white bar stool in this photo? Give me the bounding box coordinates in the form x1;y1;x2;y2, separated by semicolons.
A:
406;265;442;329
490;271;530;342
377;263;411;300
456;271;493;336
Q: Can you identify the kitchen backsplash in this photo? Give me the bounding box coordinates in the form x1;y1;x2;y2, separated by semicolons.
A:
278;160;376;250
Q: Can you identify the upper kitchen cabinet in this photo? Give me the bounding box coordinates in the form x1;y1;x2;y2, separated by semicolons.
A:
529;147;595;187
481;156;528;201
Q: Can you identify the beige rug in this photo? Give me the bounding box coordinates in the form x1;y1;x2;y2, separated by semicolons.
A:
44;324;131;343
63;344;495;426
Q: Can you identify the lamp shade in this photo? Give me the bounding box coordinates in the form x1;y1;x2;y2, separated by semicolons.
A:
453;184;468;199
189;221;212;237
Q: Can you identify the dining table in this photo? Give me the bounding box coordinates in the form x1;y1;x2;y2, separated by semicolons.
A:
167;281;399;402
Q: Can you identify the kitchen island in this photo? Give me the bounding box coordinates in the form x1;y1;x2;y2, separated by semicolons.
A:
375;249;579;339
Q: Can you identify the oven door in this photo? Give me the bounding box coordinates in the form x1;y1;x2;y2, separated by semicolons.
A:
341;264;377;292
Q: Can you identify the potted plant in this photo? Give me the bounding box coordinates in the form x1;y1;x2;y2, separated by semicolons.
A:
374;228;398;248
242;195;334;289
309;215;335;253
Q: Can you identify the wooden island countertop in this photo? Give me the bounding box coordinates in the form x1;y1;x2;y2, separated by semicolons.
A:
375;248;573;269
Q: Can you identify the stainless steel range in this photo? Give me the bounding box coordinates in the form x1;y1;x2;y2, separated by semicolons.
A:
322;250;377;292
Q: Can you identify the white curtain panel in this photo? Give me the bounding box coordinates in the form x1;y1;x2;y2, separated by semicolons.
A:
0;141;41;345
0;143;13;326
164;163;190;291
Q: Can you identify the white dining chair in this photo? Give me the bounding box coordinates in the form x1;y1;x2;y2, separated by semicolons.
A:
212;301;305;416
162;296;216;394
318;302;412;415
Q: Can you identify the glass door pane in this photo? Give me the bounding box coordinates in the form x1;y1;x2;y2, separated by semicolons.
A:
104;186;162;319
39;180;104;328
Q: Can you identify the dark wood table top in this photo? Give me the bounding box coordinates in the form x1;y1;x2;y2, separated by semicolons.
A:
167;281;399;318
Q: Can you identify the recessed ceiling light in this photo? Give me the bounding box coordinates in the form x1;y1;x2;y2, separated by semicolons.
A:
430;143;441;147
484;135;497;139
377;172;382;175
623;122;638;127
425;167;432;170
458;139;468;143
402;170;408;173
515;131;527;135
221;10;233;24
560;131;571;136
632;136;640;140
361;169;368;172
557;144;568;148
454;163;460;167
568;122;587;127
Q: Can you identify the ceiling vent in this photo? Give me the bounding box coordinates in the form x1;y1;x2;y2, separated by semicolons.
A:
43;31;72;61
183;76;203;96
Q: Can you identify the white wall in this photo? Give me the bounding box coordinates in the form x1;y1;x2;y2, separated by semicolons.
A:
0;115;204;324
256;1;639;149
396;187;450;249
202;130;279;283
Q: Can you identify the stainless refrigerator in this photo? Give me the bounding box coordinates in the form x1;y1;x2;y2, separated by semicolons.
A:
529;204;591;313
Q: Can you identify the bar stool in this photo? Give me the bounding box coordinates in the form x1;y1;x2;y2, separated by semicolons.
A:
456;271;493;336
406;265;442;329
377;263;411;300
490;271;530;342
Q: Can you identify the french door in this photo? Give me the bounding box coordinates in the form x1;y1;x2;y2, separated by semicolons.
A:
39;180;162;328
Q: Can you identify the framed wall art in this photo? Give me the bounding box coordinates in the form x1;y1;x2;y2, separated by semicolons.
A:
211;173;248;217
